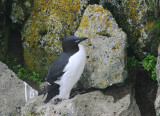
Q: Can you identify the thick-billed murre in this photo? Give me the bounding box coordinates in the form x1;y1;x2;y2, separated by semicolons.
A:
38;35;88;103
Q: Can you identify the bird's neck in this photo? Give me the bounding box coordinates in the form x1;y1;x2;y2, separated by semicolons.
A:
63;44;79;54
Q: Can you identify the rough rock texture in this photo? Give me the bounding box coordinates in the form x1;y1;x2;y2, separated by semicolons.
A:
10;3;25;23
21;0;88;77
75;5;127;89
157;45;160;83
10;0;33;24
155;86;160;116
21;91;141;116
155;45;160;115
100;0;156;58
0;61;38;116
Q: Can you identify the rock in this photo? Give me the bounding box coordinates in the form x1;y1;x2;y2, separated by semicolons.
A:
21;0;89;77
10;0;33;24
10;3;25;23
21;91;141;116
155;86;160;116
75;5;127;89
100;0;156;58
157;45;160;83
0;61;38;116
155;45;160;115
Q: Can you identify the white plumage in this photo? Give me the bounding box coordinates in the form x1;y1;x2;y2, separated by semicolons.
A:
55;44;86;99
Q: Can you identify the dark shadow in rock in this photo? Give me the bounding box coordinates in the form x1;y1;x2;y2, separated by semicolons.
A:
104;67;136;103
135;66;157;116
88;0;100;5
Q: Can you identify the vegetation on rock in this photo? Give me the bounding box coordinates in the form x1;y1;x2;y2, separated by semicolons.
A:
128;53;157;80
5;56;43;85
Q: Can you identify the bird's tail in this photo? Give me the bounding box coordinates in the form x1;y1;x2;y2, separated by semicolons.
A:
38;84;60;103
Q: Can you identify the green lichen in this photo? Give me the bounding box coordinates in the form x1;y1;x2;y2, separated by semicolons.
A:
10;3;25;23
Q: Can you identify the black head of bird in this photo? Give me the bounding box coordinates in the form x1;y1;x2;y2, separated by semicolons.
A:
62;35;88;52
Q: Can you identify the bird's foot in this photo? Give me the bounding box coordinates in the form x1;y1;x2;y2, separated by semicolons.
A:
53;98;62;105
70;88;87;98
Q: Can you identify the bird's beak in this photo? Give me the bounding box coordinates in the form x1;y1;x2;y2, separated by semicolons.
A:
75;37;88;43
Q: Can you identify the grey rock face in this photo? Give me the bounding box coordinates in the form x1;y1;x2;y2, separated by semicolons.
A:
155;86;160;116
0;61;38;116
21;91;141;116
156;45;160;83
75;5;127;89
155;45;160;116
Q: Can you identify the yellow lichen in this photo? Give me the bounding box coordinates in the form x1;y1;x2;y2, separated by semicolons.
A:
112;47;117;52
100;80;106;86
22;0;85;77
145;21;155;31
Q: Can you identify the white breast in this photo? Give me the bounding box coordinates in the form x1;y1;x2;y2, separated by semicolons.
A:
55;44;86;99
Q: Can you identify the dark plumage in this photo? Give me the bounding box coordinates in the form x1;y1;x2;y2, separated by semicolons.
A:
38;35;88;103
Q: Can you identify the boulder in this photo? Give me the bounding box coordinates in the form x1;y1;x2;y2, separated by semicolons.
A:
0;61;38;116
99;0;157;58
21;0;89;77
21;91;141;116
75;5;127;89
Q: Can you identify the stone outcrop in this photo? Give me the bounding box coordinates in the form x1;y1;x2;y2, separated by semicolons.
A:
21;0;89;77
100;0;156;58
21;91;141;116
75;5;127;89
0;61;38;116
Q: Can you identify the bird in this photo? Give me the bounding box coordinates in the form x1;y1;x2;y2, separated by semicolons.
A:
38;35;88;103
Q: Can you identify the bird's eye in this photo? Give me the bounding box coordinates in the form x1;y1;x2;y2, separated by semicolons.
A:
75;40;80;43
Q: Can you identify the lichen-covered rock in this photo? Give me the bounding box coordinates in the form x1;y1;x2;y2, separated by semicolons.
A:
10;3;25;23
75;5;127;89
0;61;38;116
21;91;141;116
10;0;33;24
100;0;156;58
21;0;89;77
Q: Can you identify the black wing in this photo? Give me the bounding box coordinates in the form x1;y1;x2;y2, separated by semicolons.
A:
46;52;71;84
